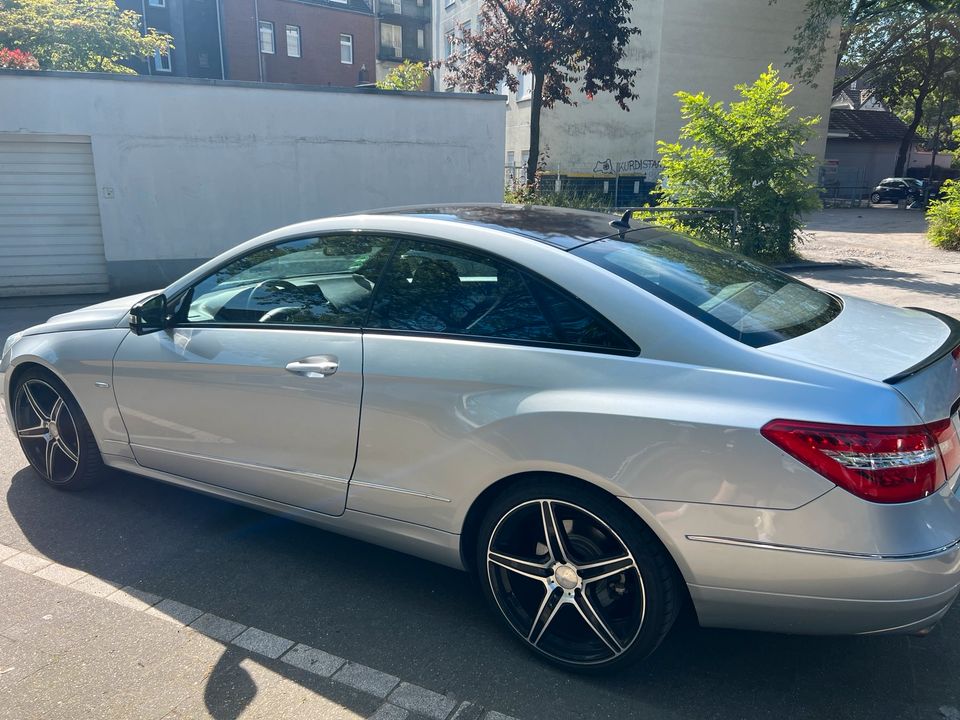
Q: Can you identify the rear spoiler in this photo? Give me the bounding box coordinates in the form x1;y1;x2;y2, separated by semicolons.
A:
884;308;960;384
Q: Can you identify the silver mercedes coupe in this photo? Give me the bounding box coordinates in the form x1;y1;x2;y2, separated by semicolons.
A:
3;205;960;671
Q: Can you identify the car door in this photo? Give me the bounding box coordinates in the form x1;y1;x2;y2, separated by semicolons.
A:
349;236;639;528
112;234;395;515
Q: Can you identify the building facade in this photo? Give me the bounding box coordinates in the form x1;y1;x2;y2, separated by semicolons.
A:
118;0;225;79
222;0;376;86
123;0;376;87
435;0;837;201
374;0;432;85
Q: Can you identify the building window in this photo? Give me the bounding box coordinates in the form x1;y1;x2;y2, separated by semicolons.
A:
517;72;531;100
286;25;301;57
381;0;402;13
445;0;455;7
417;28;425;49
148;0;166;6
259;21;275;54
417;0;424;5
381;23;402;59
198;52;210;68
444;30;455;57
340;33;353;64
153;45;172;72
462;20;471;37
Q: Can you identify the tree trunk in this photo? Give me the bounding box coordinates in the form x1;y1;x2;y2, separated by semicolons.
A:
525;70;544;189
895;90;928;176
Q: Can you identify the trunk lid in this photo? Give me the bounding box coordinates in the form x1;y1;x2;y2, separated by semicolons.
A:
763;295;960;422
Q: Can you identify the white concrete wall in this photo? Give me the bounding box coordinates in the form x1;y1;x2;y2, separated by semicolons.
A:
0;71;504;289
488;0;837;176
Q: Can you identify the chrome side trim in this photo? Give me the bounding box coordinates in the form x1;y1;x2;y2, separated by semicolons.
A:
685;534;960;561
350;480;451;503
130;443;348;484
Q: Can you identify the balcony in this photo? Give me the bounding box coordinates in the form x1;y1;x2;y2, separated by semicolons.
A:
377;2;431;21
377;45;431;63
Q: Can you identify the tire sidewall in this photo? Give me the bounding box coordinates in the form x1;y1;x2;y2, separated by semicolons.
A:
475;480;677;672
12;367;98;489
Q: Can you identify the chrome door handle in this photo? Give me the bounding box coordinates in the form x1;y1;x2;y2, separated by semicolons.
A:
285;355;339;378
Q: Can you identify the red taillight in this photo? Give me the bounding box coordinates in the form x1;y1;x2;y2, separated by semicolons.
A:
952;345;960;361
761;419;959;504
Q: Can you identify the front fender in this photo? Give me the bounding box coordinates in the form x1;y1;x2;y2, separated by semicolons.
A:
3;329;131;457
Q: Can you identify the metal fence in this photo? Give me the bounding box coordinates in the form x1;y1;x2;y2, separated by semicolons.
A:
505;164;659;208
817;164;870;207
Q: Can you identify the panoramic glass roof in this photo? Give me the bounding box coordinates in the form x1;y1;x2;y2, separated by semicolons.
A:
367;204;632;249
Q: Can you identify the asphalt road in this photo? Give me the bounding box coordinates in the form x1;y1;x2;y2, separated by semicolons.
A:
3;223;960;718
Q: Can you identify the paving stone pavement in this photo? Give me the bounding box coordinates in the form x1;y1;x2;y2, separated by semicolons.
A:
0;553;516;720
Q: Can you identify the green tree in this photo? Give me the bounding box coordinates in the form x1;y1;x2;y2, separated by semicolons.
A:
780;0;959;93
0;0;171;73
655;67;821;261
927;178;960;248
376;60;430;91
442;0;640;189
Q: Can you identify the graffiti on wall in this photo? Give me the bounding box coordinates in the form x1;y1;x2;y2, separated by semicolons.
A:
592;158;662;175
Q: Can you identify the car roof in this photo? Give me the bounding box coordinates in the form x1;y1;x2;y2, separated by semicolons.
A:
358;203;641;249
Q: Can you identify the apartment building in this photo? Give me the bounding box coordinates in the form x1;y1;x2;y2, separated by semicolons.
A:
123;0;376;87
117;0;225;79
223;0;376;86
374;0;432;86
434;0;837;202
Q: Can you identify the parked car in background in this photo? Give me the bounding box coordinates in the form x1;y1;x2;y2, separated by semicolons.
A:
3;205;960;671
870;177;924;205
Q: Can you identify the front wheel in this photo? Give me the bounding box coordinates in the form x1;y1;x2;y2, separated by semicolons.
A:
476;481;681;672
870;192;882;204
12;368;104;490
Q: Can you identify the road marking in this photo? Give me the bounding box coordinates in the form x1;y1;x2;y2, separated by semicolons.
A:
0;544;520;720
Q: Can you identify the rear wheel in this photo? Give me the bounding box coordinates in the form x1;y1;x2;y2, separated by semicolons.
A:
476;480;681;672
12;368;104;490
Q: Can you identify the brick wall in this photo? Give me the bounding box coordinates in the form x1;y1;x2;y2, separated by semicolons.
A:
222;0;375;86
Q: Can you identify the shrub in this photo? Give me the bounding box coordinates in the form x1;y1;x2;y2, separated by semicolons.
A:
0;48;39;69
927;179;960;250
656;67;821;262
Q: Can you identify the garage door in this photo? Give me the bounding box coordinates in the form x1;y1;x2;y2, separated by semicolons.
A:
0;135;109;297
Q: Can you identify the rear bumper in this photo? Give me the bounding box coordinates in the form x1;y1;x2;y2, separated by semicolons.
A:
690;577;959;636
621;494;960;636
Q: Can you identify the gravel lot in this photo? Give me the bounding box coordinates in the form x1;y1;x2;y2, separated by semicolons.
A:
791;205;960;317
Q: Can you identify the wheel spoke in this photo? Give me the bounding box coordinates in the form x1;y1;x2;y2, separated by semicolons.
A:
578;555;636;584
488;551;552;581
50;396;65;424
573;589;623;656
17;424;47;440
528;586;564;645
55;438;79;465
540;501;569;564
22;383;49;422
44;438;56;480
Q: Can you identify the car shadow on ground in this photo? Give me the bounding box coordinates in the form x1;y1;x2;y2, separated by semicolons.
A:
5;465;959;720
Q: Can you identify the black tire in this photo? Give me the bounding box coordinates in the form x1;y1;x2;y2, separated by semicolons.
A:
476;479;681;672
11;367;104;490
906;194;918;206
870;192;882;204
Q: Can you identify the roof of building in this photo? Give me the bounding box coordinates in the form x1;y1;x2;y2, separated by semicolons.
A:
364;204;638;249
828;108;910;143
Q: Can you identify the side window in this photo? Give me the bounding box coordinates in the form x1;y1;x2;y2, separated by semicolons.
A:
178;235;394;328
368;238;636;352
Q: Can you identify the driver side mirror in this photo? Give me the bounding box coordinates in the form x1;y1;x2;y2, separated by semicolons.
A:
128;294;168;335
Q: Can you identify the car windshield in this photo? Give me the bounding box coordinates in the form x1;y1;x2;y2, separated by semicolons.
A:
572;228;842;347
